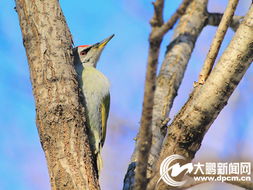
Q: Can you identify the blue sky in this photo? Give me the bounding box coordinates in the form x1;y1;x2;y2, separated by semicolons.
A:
0;0;252;190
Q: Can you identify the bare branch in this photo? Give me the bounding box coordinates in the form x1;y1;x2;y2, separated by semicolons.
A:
198;0;239;84
149;4;253;190
150;0;164;27
207;13;243;31
15;0;100;189
155;0;193;38
133;0;165;189
127;0;192;189
148;0;208;180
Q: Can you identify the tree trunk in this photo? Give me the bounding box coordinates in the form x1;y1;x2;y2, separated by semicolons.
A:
14;0;253;190
15;0;99;189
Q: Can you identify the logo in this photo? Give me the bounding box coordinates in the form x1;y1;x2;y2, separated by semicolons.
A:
158;154;193;187
158;154;252;187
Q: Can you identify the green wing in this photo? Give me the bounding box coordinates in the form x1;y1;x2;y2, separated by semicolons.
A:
101;93;110;147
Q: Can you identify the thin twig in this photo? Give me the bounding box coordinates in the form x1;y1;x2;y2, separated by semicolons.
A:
206;13;243;31
152;0;193;39
150;0;164;27
134;0;193;189
198;0;239;84
134;0;165;189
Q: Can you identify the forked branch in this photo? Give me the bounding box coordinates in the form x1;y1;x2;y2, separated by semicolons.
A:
148;4;253;190
132;0;192;190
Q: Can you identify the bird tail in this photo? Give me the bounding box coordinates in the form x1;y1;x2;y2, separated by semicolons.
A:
96;152;103;175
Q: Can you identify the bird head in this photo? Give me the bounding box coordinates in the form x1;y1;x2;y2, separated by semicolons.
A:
74;34;114;68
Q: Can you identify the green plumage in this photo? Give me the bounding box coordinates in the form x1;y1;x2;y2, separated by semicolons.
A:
81;66;110;173
73;34;113;174
101;94;110;146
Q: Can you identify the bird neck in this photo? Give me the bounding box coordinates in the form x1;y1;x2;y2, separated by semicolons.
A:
83;63;96;69
84;61;97;68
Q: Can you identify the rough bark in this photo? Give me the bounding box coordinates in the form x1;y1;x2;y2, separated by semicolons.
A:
148;0;244;180
15;0;99;189
125;1;192;189
149;0;208;177
133;0;164;188
148;4;253;189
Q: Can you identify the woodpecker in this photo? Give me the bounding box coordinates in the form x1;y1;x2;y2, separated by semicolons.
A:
73;34;114;173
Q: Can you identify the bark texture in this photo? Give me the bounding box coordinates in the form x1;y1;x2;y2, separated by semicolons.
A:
125;1;192;189
149;5;244;174
133;0;164;188
148;4;253;189
15;0;99;189
149;0;208;178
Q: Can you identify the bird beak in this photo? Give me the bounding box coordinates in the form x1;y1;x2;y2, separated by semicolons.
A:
95;34;115;49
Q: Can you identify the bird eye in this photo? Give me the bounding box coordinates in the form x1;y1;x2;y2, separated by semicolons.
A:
80;51;87;56
80;47;91;56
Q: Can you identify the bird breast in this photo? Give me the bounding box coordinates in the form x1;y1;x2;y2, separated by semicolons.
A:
82;66;110;97
81;66;110;118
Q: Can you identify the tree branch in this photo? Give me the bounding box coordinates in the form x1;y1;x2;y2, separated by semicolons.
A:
206;13;243;31
133;0;165;189
149;4;253;190
150;0;165;27
124;0;193;189
15;0;99;189
198;0;239;84
148;0;208;180
126;0;192;190
154;0;193;38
